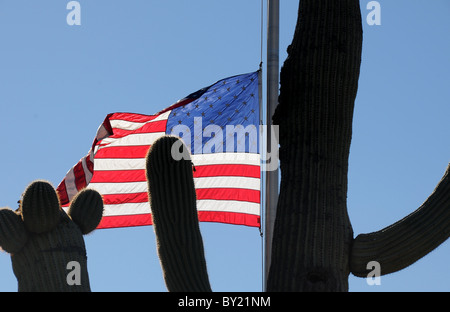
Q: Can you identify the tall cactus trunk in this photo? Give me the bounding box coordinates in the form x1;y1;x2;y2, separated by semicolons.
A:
267;0;363;291
146;136;212;292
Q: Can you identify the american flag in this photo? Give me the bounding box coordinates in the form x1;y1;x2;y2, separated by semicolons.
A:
57;71;261;229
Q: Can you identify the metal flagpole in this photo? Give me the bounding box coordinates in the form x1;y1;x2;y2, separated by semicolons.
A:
264;0;279;291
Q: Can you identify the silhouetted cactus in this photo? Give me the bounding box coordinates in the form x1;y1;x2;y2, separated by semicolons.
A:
146;136;212;292
68;188;104;235
268;0;449;291
0;180;103;292
21;180;60;234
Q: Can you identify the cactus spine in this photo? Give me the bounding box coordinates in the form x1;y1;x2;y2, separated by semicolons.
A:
146;135;212;292
0;180;103;292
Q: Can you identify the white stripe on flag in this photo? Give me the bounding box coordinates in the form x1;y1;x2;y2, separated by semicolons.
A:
89;176;259;196
89;181;147;195
64;168;78;200
100;199;260;218
191;153;260;166
195;176;260;191
103;202;150;217
94;158;147;171
81;155;93;183
99;132;166;147
197;200;260;216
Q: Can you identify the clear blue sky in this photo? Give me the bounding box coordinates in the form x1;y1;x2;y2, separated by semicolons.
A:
0;1;449;292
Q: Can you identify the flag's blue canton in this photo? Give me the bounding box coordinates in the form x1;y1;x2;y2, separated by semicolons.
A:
166;72;260;155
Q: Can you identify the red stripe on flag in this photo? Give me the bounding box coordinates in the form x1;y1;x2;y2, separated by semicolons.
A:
97;211;260;229
110;120;167;138
194;164;260;178
108;112;161;123
73;160;86;191
89;164;259;184
95;146;151;159
98;213;153;229
196;188;260;203
198;211;260;227
86;154;94;172
102;192;149;205
90;170;147;183
57;180;69;204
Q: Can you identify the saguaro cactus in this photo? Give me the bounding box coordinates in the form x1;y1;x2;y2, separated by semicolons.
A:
268;0;449;291
268;0;363;291
0;180;103;292
146;135;212;292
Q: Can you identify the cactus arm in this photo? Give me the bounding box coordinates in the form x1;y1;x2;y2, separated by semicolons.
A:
20;180;61;234
350;163;450;277
0;208;28;254
146;136;212;292
67;188;104;235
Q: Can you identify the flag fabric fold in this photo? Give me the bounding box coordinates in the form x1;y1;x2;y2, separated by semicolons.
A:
57;71;261;229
